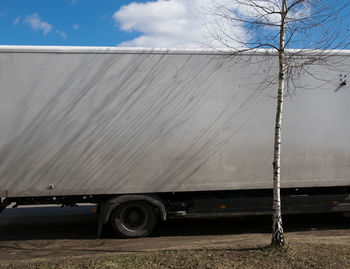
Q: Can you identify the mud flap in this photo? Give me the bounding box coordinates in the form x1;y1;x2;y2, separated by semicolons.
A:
96;204;103;239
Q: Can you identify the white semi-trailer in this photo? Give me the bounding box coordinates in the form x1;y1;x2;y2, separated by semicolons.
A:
0;46;349;238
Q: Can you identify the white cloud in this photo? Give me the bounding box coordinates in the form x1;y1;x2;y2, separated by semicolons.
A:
113;0;248;48
56;30;67;39
13;16;21;25
24;13;53;35
73;24;80;29
113;0;312;48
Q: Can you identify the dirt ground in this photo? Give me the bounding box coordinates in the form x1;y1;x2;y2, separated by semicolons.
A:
0;206;350;266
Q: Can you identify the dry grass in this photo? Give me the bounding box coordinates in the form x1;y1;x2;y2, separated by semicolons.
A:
2;242;350;269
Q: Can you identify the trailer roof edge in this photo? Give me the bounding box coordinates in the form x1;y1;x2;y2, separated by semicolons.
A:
0;45;349;56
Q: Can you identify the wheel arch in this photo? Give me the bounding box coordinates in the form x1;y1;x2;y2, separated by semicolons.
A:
99;194;166;225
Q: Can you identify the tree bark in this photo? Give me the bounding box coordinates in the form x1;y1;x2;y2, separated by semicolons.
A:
271;0;286;247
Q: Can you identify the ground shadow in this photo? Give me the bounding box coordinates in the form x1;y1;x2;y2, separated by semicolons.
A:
0;209;349;241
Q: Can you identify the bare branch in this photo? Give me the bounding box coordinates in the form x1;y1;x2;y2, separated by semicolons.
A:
201;0;350;248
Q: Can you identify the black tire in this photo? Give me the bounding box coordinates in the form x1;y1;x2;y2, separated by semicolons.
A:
110;201;157;238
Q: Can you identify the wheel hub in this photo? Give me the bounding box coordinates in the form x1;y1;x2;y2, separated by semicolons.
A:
121;205;148;230
128;211;140;222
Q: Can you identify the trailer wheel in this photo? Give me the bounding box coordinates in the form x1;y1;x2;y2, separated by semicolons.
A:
110;201;157;238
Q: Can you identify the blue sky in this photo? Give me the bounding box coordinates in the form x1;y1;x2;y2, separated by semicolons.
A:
0;0;142;46
0;0;248;47
0;0;349;48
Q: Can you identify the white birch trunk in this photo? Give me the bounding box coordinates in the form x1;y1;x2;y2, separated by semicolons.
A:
271;0;286;247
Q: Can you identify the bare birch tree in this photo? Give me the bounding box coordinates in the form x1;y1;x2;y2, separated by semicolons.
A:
201;0;350;247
